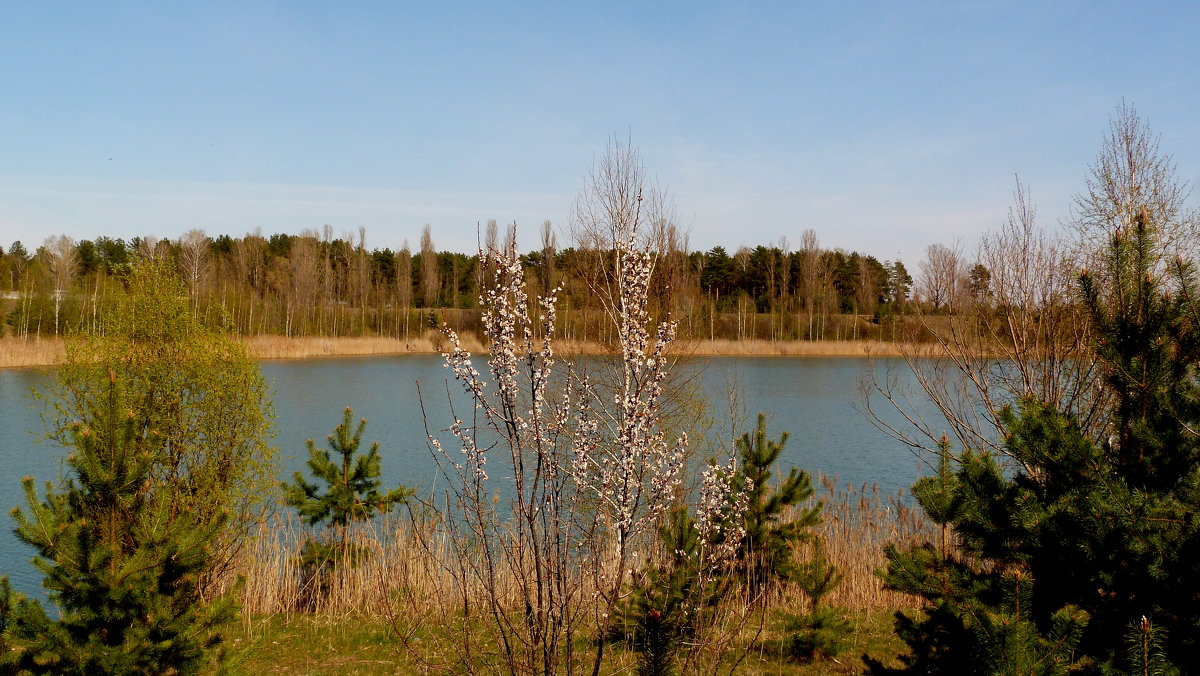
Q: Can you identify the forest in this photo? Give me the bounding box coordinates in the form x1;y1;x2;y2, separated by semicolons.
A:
0;220;991;346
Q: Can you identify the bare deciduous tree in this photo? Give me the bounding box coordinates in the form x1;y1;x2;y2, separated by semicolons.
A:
566;136;678;347
476;218;501;296
288;231;321;337
137;235;166;261
484;218;499;253
855;254;879;319
395;242;412;339
539;219;557;296
232;228;266;290
1070;100;1199;274
177;228;211;302
349;226;370;327
502;221;517;254
43;234;79;335
868;177;1107;471
916;242;964;312
946;102;1200;458
797;229;822;338
419;225;438;309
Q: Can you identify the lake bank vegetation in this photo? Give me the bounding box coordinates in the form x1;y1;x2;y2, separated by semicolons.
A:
4;104;1200;673
0;224;933;345
0;157;1005;364
222;475;928;674
862;102;1200;673
0;334;946;368
0;139;935;674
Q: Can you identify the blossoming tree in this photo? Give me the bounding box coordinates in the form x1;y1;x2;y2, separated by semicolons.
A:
424;140;747;675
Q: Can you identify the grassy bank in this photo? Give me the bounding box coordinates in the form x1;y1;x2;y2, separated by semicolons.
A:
0;334;938;368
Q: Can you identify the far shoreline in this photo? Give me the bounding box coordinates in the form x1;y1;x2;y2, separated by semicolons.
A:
0;335;943;369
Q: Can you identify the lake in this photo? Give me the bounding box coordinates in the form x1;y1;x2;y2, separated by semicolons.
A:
0;354;937;597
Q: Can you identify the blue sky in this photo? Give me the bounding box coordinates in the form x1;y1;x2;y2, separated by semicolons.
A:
3;2;1198;266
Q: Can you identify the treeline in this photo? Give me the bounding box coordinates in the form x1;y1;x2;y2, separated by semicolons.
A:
0;223;985;344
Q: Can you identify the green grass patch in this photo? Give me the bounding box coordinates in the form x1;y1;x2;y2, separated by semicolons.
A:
224;614;402;675
219;607;909;674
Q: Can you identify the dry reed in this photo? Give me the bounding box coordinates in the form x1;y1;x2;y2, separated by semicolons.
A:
233;473;929;624
0;334;950;368
811;473;931;611
0;337;65;367
674;339;946;358
240;333;486;360
237;512;459;618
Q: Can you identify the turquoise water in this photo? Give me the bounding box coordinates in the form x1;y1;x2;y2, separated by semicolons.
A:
0;354;935;597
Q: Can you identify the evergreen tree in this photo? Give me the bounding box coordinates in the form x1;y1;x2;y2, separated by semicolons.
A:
734;412;821;588
1;372;234;674
0;258;273;673
0;578;17;670
733;414;850;663
613;415;848;670
869;211;1200;673
1126;616;1171;676
611;508;712;676
783;539;851;662
282;407;409;570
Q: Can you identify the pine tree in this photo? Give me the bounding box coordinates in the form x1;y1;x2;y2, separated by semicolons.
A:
734;412;821;588
1;371;234;674
282;407;409;572
0;577;19;670
784;538;851;662
611;415;848;669
615;508;708;676
1125;616;1171;676
866;436;980;673
730;413;851;661
869;211;1200;673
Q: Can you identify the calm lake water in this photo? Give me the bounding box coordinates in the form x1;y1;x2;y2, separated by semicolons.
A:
0;354;936;597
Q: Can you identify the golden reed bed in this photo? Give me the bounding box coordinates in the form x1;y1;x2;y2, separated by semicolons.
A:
232;474;930;619
0;335;933;368
0;338;66;368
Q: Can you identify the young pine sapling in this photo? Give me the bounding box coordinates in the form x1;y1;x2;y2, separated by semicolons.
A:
283;407;410;572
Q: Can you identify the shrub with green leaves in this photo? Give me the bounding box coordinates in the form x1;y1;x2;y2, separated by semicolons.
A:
0;258;272;674
39;257;277;573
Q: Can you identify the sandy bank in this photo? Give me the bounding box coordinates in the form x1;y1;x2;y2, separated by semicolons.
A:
0;334;941;368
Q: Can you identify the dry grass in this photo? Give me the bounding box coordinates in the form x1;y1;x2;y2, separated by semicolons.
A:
674;338;946;358
225;479;928;673
0;337;65;368
233;476;929;619
812;474;931;611
242;335;939;360
0;334;952;367
239;333;487;361
237;513;457;618
0;334;951;368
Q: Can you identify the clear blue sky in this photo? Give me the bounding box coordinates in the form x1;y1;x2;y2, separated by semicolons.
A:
3;2;1198;266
